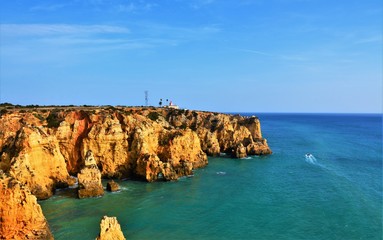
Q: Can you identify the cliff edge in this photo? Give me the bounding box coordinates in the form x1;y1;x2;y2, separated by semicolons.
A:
0;106;271;199
0;105;271;239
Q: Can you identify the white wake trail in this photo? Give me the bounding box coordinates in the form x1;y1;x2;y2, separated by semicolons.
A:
305;154;318;165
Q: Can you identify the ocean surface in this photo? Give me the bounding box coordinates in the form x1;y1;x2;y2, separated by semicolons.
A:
40;113;383;240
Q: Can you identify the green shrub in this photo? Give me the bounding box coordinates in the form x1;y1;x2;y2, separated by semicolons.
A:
148;112;160;121
46;111;62;128
0;109;8;116
33;113;45;122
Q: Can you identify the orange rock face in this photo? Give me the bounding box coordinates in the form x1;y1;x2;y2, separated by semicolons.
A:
96;216;126;240
0;107;271;197
0;106;271;238
0;173;53;239
77;150;104;198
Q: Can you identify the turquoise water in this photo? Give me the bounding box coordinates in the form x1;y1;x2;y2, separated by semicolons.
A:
40;114;383;239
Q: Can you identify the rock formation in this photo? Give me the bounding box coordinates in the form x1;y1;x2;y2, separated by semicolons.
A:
0;173;53;239
77;150;104;198
0;106;271;198
0;119;75;199
0;105;272;238
96;216;126;240
106;180;120;192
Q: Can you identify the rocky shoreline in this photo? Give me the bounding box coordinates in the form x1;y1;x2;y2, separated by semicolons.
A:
0;106;271;239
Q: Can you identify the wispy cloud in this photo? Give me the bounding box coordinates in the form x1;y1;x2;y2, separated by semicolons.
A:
115;2;157;13
354;35;382;44
190;0;216;9
30;3;68;11
1;24;130;36
1;23;134;65
1;22;221;64
236;49;274;56
78;0;157;13
133;22;221;42
233;48;308;61
1;22;219;41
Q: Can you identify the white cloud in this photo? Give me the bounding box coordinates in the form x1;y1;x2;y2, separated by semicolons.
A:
30;4;68;11
354;35;382;44
116;3;136;12
0;24;130;36
0;22;221;65
233;48;308;61
190;0;216;9
115;2;157;13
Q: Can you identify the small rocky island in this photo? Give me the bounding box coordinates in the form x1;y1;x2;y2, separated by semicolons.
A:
0;104;271;239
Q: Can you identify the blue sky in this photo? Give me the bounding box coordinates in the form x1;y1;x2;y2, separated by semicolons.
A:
0;0;382;113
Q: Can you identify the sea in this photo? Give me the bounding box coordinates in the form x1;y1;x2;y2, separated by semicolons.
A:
39;113;383;240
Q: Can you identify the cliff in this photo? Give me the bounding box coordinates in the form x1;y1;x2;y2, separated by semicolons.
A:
0;172;54;239
0;106;271;200
0;106;271;238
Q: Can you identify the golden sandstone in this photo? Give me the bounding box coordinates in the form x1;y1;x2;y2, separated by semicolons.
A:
0;106;271;238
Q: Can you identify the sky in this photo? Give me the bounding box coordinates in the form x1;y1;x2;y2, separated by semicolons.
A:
0;0;382;113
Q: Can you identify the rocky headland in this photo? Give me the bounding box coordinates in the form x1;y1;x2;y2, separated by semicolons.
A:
0;105;271;238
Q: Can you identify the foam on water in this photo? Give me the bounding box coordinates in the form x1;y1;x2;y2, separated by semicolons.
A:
304;154;353;183
68;177;78;189
305;154;318;165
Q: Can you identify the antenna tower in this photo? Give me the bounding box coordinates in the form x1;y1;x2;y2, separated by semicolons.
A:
145;91;148;106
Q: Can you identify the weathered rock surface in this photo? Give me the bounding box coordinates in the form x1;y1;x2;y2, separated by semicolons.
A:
96;216;126;240
0;173;53;239
106;180;120;192
0;106;272;238
0;121;75;199
78;150;104;198
0;107;271;198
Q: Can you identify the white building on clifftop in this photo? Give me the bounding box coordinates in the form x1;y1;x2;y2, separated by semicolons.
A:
164;100;179;109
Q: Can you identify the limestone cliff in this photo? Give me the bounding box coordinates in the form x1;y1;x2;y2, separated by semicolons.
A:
0;106;271;199
0;173;53;239
96;216;126;240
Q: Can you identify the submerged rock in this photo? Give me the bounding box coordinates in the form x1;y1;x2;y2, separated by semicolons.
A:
106;180;120;192
77;150;104;198
96;216;126;240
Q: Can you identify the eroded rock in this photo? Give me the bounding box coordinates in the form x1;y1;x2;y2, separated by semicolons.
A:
106;180;120;192
77;150;104;198
96;216;126;240
0;107;272;195
0;174;54;239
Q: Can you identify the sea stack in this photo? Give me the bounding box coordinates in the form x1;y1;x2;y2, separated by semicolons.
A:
96;216;126;240
77;150;104;198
